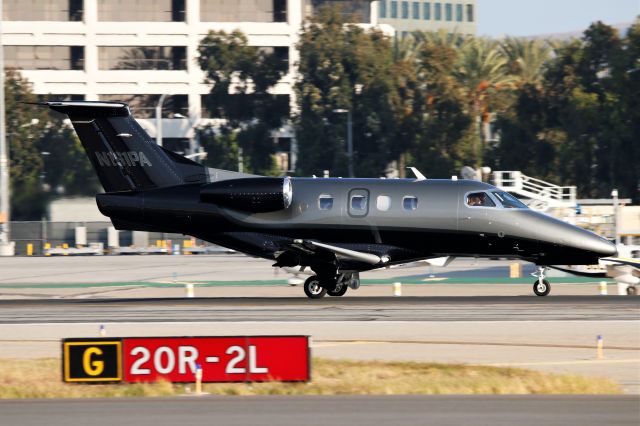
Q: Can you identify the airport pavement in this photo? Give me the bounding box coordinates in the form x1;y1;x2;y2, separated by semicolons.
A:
0;395;638;426
0;254;585;284
0;255;638;394
1;297;638;393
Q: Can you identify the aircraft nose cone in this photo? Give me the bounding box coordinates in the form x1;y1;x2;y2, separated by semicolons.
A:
592;237;617;257
577;229;617;257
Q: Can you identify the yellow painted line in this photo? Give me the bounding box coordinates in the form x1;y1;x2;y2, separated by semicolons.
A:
488;359;640;367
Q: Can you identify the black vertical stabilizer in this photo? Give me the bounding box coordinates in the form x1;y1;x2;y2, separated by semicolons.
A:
41;101;207;192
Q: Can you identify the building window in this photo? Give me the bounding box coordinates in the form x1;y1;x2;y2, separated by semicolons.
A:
201;94;290;119
98;0;185;22
434;2;441;20
379;0;387;18
401;1;408;19
466;3;474;22
201;0;287;22
273;0;287;22
98;46;187;70
307;0;370;23
376;195;391;211
445;3;452;21
412;2;419;19
3;0;83;21
99;94;189;119
38;94;85;102
257;46;289;69
456;3;462;21
403;196;418;211
318;195;333;210
390;1;398;18
3;46;84;70
423;2;430;19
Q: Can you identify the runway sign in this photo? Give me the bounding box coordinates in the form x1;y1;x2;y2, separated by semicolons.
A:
62;336;310;383
123;336;310;383
62;339;123;383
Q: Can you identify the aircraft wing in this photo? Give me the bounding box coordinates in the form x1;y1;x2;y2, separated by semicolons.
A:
600;257;640;269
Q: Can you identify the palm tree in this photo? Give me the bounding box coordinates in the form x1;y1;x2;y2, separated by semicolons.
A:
455;37;515;166
500;37;552;87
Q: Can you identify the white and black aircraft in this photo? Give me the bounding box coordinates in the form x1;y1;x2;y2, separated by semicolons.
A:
39;101;617;298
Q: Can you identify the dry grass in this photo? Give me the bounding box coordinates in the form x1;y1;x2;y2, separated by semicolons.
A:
0;358;621;399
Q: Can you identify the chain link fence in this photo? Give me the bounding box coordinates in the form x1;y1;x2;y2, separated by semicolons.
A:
8;221;205;256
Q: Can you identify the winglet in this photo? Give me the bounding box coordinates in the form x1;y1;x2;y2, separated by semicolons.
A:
407;167;427;181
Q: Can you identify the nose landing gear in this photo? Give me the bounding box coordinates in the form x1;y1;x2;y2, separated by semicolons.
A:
532;266;551;296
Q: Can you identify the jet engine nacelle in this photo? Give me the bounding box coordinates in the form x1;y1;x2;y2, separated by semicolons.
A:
200;176;293;213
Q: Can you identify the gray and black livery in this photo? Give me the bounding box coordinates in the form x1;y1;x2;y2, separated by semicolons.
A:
42;101;616;298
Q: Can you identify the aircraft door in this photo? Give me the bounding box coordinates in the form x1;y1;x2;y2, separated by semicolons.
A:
348;189;369;218
459;191;500;253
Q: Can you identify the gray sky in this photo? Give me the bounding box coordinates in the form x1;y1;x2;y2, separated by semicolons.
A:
477;0;639;37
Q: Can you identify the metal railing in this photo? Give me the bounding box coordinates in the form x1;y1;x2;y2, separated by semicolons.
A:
493;171;577;210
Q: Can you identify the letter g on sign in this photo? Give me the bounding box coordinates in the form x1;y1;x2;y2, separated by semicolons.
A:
83;347;105;376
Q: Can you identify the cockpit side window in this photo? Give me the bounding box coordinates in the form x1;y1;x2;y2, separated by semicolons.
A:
466;192;495;207
492;191;528;209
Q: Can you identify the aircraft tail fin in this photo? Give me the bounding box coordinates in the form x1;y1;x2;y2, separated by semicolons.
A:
41;101;208;192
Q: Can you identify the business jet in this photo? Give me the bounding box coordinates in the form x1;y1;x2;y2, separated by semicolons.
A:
39;101;617;298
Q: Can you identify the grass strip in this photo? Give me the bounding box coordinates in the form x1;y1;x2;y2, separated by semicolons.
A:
0;358;620;398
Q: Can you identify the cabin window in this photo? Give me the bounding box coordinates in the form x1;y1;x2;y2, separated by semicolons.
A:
492;191;527;209
351;195;367;211
318;194;333;210
466;192;495;207
403;196;418;210
376;195;391;211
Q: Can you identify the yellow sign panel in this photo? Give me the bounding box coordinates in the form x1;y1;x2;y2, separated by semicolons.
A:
62;340;122;383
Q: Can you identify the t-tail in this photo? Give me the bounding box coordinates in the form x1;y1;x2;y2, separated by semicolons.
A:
40;101;208;192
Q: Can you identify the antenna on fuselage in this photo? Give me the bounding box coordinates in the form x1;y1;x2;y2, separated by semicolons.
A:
407;167;427;181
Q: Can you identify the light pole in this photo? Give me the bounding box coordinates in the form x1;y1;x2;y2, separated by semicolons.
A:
332;109;354;178
155;94;169;147
0;0;12;255
611;189;620;246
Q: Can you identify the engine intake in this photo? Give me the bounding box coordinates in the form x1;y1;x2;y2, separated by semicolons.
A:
200;177;293;213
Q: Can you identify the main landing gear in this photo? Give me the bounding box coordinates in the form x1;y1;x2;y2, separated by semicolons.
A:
303;273;360;299
532;266;550;296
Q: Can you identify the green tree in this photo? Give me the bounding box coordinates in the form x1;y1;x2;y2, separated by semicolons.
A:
5;70;98;220
454;37;515;167
392;31;471;177
197;30;289;175
295;6;397;177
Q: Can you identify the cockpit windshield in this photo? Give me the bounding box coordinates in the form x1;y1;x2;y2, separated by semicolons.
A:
492;191;528;209
466;192;495;207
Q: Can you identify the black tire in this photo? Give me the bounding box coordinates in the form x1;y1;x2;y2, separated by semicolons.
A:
627;286;637;296
328;285;348;297
304;276;327;299
533;279;551;296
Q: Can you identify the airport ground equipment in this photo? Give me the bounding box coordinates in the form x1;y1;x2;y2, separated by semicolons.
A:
39;101;616;298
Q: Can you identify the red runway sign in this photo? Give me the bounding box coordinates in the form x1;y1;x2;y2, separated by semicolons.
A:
62;336;310;383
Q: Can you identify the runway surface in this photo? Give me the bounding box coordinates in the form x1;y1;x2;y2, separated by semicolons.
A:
0;296;637;323
1;395;637;426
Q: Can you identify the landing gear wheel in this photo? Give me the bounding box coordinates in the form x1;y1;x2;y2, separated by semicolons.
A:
627;286;637;296
304;276;327;299
328;285;348;297
533;279;551;297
